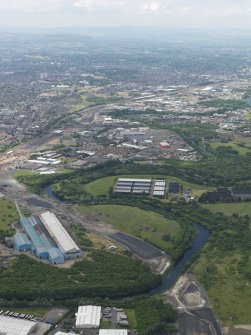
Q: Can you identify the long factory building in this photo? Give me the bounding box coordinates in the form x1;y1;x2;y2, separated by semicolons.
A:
13;211;80;264
114;178;152;195
0;314;37;335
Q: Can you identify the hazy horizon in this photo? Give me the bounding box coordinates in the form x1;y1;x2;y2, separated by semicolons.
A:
1;0;251;30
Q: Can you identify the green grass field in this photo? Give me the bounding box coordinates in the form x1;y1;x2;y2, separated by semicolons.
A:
202;202;251;216
69;95;90;112
0;198;19;231
191;251;251;324
78;204;182;253
84;175;211;198
13;168;73;178
13;170;38;178
210;139;251;155
126;309;137;329
244;111;251;121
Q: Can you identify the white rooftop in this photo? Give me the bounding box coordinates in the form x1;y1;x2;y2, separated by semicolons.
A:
0;315;37;335
55;332;77;335
75;305;101;329
99;330;128;335
39;211;80;254
118;178;152;183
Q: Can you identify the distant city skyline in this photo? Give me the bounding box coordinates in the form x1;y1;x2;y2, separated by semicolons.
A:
1;0;251;29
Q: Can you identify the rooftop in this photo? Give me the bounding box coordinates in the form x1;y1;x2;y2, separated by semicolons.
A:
12;232;31;246
99;330;128;335
118;178;152;183
0;315;37;335
75;305;101;328
39;211;80;254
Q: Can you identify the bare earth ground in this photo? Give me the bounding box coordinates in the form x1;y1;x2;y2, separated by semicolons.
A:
225;326;251;335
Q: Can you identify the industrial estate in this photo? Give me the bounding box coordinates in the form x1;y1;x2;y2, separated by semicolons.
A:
0;305;130;335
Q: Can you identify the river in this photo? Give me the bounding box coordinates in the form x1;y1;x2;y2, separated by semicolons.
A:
42;185;210;294
149;222;209;294
42;185;60;201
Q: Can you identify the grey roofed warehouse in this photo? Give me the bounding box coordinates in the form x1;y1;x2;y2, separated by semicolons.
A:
39;211;80;258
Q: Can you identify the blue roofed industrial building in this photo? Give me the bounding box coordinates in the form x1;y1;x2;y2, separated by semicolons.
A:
20;217;49;259
48;247;64;264
17;212;80;265
12;232;32;252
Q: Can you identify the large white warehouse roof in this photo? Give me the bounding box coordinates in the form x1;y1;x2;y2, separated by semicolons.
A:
39;211;80;254
99;330;128;335
55;332;77;335
0;315;37;335
118;178;152;183
75;305;101;328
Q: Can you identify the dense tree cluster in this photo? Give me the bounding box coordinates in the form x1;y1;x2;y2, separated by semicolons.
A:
0;251;160;303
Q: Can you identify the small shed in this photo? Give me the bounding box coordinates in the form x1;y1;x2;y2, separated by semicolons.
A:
35;245;49;259
12;233;32;252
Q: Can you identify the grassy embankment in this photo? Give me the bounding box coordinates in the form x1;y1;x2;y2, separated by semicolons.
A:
126;309;137;329
79;204;182;254
14;170;37;178
202;202;251;216
210;136;251;155
69;94;121;113
0;198;19;239
14;169;73;179
210;141;251;155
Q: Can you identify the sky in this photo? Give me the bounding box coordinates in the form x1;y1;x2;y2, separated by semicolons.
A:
1;0;251;29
